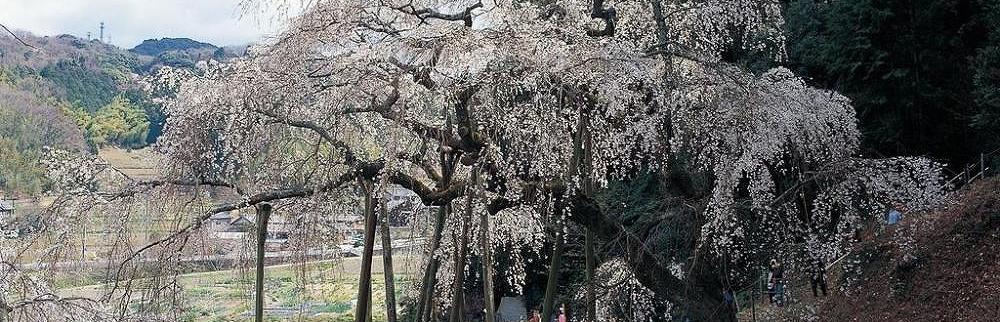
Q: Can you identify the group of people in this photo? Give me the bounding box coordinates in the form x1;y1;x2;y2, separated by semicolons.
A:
765;257;828;307
527;304;568;322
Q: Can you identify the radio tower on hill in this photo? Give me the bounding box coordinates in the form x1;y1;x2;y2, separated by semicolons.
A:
99;22;105;42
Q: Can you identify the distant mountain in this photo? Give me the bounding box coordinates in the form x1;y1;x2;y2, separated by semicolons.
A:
0;33;140;112
0;31;247;195
130;37;218;57
130;37;242;71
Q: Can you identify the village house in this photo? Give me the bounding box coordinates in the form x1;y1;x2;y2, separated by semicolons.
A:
208;209;292;249
0;199;13;221
0;199;15;239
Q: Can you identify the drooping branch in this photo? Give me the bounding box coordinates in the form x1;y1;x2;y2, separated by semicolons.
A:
112;170;359;283
97;178;240;202
252;103;360;164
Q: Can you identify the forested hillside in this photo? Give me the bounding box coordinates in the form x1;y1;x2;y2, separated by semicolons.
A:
131;37;245;71
781;0;1000;166
0;31;236;195
0;87;86;196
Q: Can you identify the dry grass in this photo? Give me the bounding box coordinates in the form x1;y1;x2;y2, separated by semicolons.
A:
98;146;161;180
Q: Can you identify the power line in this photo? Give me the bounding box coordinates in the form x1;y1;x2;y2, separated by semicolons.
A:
0;23;37;50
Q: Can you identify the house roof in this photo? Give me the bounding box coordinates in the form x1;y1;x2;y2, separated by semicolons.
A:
222;215;294;233
209;211;232;220
0;201;14;211
229;216;253;226
222;217;254;232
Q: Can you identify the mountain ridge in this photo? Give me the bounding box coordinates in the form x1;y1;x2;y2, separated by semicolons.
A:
130;37;218;57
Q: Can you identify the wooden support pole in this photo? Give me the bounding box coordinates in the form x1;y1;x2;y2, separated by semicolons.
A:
476;168;496;322
585;230;596;321
541;226;564;322
356;179;378;322
254;203;272;322
380;193;399;322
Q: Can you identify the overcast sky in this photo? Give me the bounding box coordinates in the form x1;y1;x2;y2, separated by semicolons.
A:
0;0;302;48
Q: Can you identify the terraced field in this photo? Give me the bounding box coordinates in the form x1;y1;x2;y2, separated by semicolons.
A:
61;255;421;322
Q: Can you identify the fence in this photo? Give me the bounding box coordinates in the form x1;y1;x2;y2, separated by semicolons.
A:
945;149;1000;188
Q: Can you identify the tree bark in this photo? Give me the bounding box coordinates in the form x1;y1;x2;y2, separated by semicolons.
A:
356;179;378;322
380;194;398;322
254;203;271;322
566;193;733;321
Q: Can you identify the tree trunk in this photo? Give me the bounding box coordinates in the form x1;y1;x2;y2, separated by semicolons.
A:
380;195;398;322
540;226;564;322
254;203;272;322
418;204;449;322
676;287;735;322
356;179;378;322
567;194;734;321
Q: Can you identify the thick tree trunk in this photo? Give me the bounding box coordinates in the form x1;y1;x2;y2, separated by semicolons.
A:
567;194;733;321
540;227;564;322
254;203;272;322
356;180;378;322
380;195;398;322
674;286;735;322
418;204;449;322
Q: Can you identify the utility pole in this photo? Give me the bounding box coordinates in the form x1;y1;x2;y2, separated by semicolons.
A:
99;22;104;43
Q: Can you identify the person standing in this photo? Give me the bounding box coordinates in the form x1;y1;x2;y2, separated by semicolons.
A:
528;309;541;322
887;203;906;225
722;288;737;315
768;259;785;306
558;304;567;322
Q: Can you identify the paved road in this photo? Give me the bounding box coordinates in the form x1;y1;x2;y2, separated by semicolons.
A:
17;237;427;271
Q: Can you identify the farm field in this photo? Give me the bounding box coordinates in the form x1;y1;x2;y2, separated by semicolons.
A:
60;255;422;322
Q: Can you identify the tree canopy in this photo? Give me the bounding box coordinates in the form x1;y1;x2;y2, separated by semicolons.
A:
4;1;955;321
